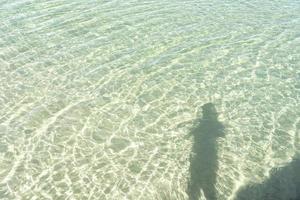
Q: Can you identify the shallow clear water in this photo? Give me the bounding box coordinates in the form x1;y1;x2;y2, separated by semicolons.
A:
0;0;299;199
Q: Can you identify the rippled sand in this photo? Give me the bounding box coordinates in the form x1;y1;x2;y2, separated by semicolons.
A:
0;0;299;199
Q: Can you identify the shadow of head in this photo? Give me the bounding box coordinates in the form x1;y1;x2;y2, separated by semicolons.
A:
202;103;218;120
235;157;300;200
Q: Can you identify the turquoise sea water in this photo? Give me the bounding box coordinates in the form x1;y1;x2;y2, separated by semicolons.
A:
0;0;299;199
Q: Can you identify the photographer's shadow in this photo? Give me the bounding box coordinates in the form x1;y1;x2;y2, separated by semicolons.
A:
235;157;300;200
187;103;225;200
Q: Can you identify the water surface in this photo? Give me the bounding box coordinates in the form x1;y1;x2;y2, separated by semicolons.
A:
0;0;299;199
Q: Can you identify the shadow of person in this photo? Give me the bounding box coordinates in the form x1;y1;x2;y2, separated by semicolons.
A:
187;103;225;200
235;157;300;200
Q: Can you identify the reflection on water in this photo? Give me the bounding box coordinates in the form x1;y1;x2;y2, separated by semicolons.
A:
188;103;224;200
235;156;300;200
